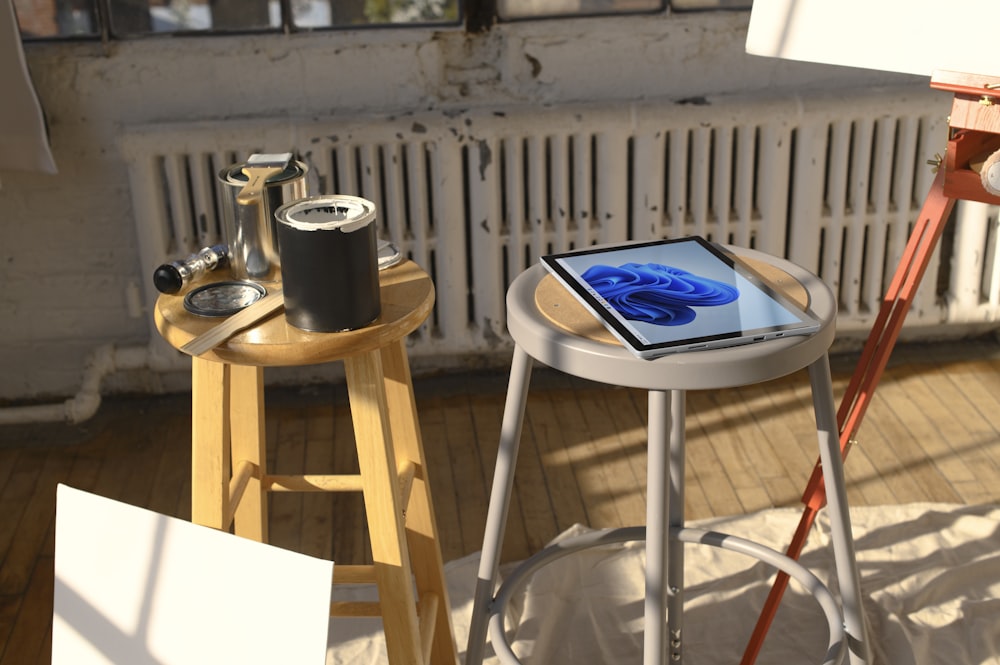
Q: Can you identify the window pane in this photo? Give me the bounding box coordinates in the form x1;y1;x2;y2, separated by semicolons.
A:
295;0;460;28
670;0;751;10
15;0;100;39
15;0;463;37
110;0;460;34
499;0;663;20
117;1;273;36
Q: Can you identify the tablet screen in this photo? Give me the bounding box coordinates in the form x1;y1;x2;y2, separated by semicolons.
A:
540;237;821;359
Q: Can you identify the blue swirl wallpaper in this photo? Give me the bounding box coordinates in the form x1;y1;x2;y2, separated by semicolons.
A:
581;262;739;326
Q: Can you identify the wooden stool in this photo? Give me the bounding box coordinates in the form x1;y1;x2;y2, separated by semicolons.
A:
155;260;458;665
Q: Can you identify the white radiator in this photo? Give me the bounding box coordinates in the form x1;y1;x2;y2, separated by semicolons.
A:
120;87;1000;367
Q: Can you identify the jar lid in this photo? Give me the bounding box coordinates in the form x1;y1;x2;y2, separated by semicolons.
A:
184;281;266;317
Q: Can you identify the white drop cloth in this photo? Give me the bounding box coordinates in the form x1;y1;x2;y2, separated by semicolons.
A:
327;504;1000;664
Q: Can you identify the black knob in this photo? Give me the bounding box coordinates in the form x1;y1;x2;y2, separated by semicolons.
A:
153;264;184;294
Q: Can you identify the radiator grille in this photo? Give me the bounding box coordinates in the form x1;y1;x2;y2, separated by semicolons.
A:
121;87;1000;364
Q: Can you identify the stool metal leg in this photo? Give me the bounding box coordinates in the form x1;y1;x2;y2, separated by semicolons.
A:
467;345;534;665
645;389;671;665
808;355;870;665
667;390;686;664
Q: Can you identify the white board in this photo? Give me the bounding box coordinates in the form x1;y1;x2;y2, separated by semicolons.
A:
746;0;1000;78
0;0;57;173
52;485;334;665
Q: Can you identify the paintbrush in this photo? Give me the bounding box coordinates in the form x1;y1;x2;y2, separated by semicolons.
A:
236;152;293;205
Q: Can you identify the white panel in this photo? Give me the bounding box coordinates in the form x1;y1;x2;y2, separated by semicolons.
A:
571;132;592;249
689;126;711;240
711;125;733;242
333;143;357;195
665;128;690;239
466;135;506;336
595;129;629;246
863;117;896;310
404;141;432;269
504;135;527;279
842;118;874;318
755;123;791;256
987;214;1000;309
786;123;828;271
746;0;1000;77
381;142;408;245
357;144;381;208
428;138;468;342
631;129;667;242
732;124;756;249
53;485;332;665
525;134;549;261
550;133;572;249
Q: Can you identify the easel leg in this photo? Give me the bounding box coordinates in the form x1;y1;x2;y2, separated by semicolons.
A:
741;168;956;664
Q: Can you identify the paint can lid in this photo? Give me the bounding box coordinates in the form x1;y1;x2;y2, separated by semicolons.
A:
184;281;266;317
220;161;306;187
275;195;377;233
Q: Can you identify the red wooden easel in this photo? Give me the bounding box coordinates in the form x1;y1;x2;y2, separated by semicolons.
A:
742;70;1000;664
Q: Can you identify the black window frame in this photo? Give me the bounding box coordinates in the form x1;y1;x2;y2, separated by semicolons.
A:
16;0;711;43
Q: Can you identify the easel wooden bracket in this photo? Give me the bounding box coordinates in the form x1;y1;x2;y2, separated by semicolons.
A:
742;70;1000;665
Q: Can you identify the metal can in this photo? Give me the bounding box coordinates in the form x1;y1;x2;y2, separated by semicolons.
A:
217;159;309;283
274;195;381;332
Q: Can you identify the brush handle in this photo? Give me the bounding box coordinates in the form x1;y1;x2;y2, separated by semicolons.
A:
236;165;284;205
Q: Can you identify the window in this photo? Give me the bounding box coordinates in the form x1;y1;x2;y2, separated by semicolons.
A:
14;0;462;39
499;0;663;20
14;0;746;40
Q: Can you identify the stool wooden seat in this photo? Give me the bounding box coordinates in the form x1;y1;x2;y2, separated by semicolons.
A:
155;260;458;665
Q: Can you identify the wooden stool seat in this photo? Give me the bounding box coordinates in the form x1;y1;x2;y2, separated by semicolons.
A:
155;260;458;665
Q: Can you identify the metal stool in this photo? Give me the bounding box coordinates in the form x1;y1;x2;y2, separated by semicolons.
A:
465;245;869;665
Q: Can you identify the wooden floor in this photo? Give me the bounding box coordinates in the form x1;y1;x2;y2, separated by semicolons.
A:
4;338;1000;663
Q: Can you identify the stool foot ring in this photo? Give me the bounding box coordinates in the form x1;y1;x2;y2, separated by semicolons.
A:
485;526;846;665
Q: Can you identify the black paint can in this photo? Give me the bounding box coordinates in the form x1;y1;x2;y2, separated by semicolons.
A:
275;195;381;332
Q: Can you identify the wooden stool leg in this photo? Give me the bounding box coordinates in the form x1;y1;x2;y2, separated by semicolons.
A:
191;357;230;530
381;338;459;665
344;349;424;665
230;364;268;542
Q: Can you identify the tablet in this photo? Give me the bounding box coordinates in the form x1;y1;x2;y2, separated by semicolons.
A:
540;237;822;360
